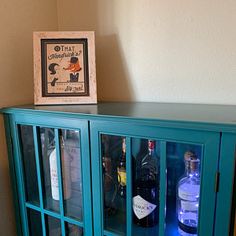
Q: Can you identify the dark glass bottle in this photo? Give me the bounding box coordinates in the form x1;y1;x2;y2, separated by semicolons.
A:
117;138;126;198
133;140;159;227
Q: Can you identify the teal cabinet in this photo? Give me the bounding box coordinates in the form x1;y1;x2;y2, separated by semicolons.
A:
1;103;235;236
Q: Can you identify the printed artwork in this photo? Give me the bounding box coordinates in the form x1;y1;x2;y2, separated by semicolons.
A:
34;31;96;105
41;39;89;97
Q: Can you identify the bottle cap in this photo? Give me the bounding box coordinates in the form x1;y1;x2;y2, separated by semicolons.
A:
184;151;197;161
148;140;155;150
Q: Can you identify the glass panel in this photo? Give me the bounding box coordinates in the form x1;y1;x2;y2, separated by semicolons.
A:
45;215;61;236
101;134;126;235
19;125;39;205
40;127;60;213
132;138;160;236
65;223;83;236
165;142;202;236
27;208;42;236
60;129;83;220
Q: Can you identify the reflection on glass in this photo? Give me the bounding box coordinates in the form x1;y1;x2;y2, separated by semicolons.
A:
27;208;42;236
40;128;60;213
132;138;160;235
65;223;83;236
45;215;61;236
19;125;39;205
101;134;126;234
60;129;83;220
165;142;202;236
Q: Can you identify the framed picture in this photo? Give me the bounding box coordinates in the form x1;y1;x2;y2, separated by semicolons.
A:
33;31;97;105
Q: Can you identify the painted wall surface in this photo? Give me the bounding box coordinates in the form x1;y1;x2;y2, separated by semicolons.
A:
0;0;58;235
57;0;236;104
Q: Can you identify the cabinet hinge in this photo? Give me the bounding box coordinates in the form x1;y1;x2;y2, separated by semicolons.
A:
215;171;220;193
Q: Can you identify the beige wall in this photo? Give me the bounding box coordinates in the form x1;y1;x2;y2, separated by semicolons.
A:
0;0;58;235
58;0;236;104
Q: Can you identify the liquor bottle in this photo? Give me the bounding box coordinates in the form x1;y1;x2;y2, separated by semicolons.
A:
177;151;200;236
117;137;126;198
133;140;159;227
49;136;71;200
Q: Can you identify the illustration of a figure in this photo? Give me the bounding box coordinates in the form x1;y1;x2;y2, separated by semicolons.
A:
48;63;59;86
63;57;82;82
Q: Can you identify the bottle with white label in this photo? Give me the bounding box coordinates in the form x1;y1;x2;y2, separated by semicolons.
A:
133;140;159;227
49;137;71;201
177;151;200;236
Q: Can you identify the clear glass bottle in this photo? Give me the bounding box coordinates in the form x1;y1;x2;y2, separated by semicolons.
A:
177;151;200;236
133;140;159;227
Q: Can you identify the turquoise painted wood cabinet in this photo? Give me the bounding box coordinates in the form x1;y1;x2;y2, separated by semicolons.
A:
1;102;235;236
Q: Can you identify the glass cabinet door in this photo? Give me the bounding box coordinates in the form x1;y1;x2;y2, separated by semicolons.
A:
91;121;219;236
14;117;91;236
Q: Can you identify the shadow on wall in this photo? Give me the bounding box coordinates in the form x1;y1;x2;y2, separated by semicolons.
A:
94;0;135;102
96;34;135;102
57;0;134;102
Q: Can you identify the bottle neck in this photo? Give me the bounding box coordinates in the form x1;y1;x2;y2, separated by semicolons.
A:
148;140;155;156
148;148;155;156
185;159;200;177
184;160;190;175
188;168;199;177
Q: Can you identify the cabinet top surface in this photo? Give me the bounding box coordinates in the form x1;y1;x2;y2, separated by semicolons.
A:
1;102;236;126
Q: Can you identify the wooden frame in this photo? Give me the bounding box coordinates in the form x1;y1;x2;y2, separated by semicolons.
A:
33;31;97;105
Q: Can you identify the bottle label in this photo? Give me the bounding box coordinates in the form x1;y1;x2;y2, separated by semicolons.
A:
50;148;72;201
133;195;157;219
49;149;59;200
178;184;200;201
117;169;126;186
181;200;198;211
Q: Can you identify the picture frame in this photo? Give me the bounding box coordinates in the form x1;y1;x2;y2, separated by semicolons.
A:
33;31;97;105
